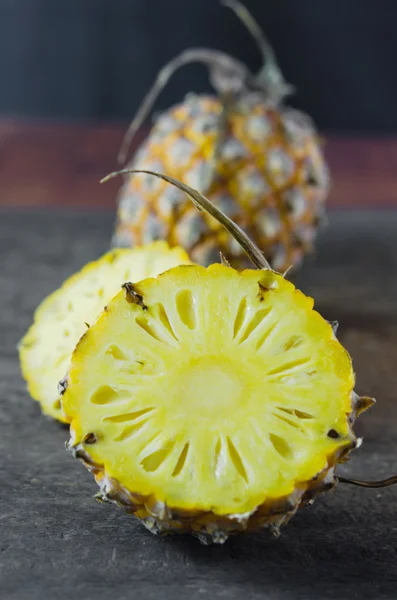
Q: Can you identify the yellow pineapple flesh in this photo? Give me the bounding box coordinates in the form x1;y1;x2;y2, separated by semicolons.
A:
19;243;191;422
113;94;328;271
63;264;364;542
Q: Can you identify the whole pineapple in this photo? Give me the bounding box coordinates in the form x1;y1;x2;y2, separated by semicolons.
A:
113;1;329;271
63;172;378;544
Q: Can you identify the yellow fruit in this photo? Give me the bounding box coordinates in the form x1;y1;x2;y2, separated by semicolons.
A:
63;264;368;543
63;171;380;543
19;243;191;422
113;1;328;272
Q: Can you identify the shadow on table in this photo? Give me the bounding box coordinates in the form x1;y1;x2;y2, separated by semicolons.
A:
162;498;397;598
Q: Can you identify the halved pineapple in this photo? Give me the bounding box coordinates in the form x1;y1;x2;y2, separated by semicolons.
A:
19;242;191;422
63;263;362;542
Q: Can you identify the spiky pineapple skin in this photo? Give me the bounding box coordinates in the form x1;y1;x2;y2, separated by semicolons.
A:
113;93;329;271
67;444;331;543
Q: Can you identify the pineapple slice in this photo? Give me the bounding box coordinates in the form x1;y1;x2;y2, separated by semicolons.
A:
63;264;360;540
19;242;191;422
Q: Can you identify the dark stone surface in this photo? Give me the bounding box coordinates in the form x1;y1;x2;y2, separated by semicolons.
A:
1;209;397;600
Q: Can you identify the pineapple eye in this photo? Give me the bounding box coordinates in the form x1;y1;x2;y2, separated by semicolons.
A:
141;444;175;473
175;290;197;330
233;296;248;339
306;172;319;186
135;315;175;346
83;433;97;445
106;345;129;361
269;434;293;459
104;407;155;424
114;421;150;443
284;336;303;351
292;409;314;420
327;429;340;439
156;303;179;340
226;437;249;483
172;442;190;477
90;386;120;406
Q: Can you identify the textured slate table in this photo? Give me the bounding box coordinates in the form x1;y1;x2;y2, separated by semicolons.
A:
1;210;397;600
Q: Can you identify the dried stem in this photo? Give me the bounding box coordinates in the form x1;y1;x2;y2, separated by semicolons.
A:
118;49;250;165
222;0;278;68
101;169;272;270
118;2;293;165
337;475;397;488
221;0;293;104
219;252;231;267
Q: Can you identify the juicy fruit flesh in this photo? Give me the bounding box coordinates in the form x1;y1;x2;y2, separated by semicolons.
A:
64;265;354;515
19;243;190;422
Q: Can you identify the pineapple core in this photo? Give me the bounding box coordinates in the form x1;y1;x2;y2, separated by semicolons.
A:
19;243;190;422
63;264;355;515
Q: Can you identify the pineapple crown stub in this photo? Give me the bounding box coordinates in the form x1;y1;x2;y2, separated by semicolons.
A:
118;0;293;165
101;168;397;493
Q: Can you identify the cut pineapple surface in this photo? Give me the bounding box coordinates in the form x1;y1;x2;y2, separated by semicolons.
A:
64;264;356;520
20;242;190;422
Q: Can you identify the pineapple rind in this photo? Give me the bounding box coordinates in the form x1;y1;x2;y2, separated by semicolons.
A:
63;265;369;541
113;94;329;271
19;242;191;422
66;439;354;544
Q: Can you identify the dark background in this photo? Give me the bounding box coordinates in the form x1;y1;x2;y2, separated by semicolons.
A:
1;0;397;133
